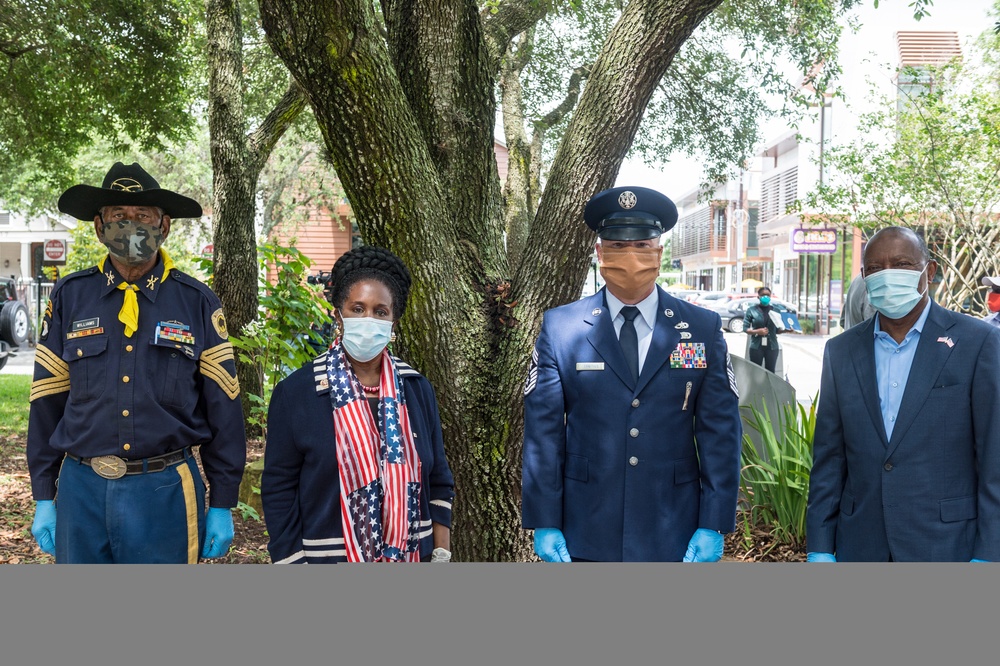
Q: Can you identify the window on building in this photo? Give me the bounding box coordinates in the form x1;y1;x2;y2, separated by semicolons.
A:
746;208;759;256
0;212;10;226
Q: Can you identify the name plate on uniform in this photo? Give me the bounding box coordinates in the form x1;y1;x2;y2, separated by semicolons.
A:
576;362;605;371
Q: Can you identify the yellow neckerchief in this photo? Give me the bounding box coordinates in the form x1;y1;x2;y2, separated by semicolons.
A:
99;248;175;338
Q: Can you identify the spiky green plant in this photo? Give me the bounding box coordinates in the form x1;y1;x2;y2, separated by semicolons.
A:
739;399;817;548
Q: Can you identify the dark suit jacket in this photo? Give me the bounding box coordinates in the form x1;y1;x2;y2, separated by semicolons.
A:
521;287;742;561
261;353;455;563
807;301;1000;561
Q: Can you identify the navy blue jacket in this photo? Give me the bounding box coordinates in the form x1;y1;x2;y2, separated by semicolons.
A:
807;301;1000;561
27;254;246;507
261;352;455;563
521;287;743;561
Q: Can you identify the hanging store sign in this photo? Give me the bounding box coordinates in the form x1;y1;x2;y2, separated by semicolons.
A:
790;228;838;254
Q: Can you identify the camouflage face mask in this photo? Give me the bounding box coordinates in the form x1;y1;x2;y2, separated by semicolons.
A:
99;218;165;266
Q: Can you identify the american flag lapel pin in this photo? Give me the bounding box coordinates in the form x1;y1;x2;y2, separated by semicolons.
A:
937;336;954;348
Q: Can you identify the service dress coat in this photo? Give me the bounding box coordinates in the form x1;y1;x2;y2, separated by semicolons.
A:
521;286;743;561
807;301;1000;561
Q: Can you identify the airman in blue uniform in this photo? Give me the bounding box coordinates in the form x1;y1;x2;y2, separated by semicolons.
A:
521;186;742;562
27;162;246;563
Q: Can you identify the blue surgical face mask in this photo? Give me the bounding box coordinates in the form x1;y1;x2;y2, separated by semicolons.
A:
864;267;927;320
759;295;771;306
341;316;393;362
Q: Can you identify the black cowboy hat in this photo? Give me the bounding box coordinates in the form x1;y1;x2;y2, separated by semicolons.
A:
58;162;203;220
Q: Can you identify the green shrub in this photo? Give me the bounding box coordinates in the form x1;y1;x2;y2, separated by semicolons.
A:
739;399;816;549
229;241;332;437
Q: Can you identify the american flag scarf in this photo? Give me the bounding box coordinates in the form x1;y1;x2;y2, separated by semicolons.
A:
328;340;422;562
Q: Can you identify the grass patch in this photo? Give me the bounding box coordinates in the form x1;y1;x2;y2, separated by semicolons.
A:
0;375;31;440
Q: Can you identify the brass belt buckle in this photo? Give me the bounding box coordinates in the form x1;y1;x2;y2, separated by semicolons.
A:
91;455;127;479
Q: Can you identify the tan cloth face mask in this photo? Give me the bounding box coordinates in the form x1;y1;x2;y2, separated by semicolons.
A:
599;246;661;302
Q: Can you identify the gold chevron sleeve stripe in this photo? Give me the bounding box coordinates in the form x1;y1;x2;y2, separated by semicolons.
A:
30;377;71;401
201;342;235;363
35;344;69;378
199;360;240;400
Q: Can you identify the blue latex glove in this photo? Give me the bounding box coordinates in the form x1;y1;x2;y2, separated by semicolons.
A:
201;507;234;559
682;528;724;562
534;528;571;562
971;559;989;563
806;552;837;562
31;500;56;556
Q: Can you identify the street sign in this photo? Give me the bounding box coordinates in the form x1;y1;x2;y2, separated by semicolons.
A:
43;239;67;265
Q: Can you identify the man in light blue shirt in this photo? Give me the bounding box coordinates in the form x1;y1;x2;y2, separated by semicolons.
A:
807;226;1000;562
873;298;930;440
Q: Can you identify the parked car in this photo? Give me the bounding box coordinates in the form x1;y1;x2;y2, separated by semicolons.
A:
700;295;798;333
665;288;706;303
1;277;30;370
690;291;729;307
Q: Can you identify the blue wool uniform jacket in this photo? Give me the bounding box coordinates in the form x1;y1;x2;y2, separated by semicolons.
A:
261;352;455;563
27;254;246;507
521;287;743;561
807;301;1000;561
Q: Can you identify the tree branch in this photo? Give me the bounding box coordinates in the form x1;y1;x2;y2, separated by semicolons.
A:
534;63;590;132
515;0;724;316
482;0;555;70
247;77;308;174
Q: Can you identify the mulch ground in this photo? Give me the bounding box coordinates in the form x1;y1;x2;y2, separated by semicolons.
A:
1;434;804;563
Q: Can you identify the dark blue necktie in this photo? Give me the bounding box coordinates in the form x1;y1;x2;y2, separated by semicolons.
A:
619;306;640;384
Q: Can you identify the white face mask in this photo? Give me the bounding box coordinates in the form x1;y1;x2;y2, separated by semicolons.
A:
341;316;393;362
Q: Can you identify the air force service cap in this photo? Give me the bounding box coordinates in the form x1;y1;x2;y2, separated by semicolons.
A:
584;186;678;241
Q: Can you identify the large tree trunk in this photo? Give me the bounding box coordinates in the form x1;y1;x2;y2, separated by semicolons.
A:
258;0;724;561
207;0;261;426
207;0;305;431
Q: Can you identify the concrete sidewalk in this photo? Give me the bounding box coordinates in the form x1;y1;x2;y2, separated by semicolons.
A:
0;344;34;375
724;331;829;405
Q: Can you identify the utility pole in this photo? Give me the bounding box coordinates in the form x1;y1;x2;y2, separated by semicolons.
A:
734;170;748;291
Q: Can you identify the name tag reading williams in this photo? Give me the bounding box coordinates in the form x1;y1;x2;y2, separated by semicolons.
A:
576;362;605;371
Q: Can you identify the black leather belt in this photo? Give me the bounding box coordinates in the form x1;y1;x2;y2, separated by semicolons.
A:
66;448;191;479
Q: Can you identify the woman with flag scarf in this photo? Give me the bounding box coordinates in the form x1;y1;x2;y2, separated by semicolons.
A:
261;246;455;562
